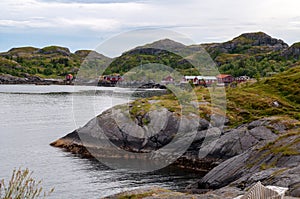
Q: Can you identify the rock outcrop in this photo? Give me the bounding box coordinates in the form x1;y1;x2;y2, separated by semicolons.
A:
51;106;204;170
196;118;300;197
51;103;300;197
204;32;288;57
38;46;71;56
0;74;64;85
282;42;300;59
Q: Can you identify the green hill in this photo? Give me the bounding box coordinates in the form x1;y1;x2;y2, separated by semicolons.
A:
205;32;297;77
104;32;300;78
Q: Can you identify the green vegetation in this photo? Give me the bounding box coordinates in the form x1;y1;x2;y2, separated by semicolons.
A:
126;66;300;128
129;98;152;125
203;32;299;77
0;168;54;199
218;56;293;77
107;49;199;76
257;129;300;170
223;65;300;125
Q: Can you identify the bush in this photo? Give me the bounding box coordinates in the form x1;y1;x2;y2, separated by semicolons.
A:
0;168;54;199
43;68;53;76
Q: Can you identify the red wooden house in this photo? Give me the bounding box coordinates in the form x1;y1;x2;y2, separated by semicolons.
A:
103;75;122;83
217;74;234;84
66;74;73;81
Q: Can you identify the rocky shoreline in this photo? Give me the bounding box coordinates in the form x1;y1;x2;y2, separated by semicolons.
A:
0;74;170;90
51;104;300;197
0;74;66;85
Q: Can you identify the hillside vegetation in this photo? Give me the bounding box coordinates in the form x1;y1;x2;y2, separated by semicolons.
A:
134;65;300;127
225;65;300;125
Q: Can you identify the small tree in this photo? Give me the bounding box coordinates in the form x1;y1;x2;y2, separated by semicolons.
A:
0;168;54;199
254;72;261;83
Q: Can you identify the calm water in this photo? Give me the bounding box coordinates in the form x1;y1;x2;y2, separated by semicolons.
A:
0;85;200;198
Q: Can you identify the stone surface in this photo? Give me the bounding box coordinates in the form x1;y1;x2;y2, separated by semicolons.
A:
196;126;300;197
282;42;300;59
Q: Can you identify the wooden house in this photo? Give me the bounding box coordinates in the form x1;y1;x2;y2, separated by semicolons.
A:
161;75;175;85
235;76;250;83
217;74;234;84
181;76;217;86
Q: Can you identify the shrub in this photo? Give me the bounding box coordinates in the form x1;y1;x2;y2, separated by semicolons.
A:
0;168;54;199
43;68;53;76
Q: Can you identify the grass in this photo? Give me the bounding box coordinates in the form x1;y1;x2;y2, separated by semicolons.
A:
8;47;39;54
0;168;54;199
129;98;152;125
118;192;154;199
252;128;300;170
125;66;300;127
39;46;70;54
116;188;172;199
223;66;300;125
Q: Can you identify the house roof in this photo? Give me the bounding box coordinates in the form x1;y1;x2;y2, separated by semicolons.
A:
163;75;173;79
202;76;217;80
185;76;217;80
217;74;232;79
185;76;197;79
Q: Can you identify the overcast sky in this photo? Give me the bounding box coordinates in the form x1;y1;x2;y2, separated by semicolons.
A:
1;0;300;54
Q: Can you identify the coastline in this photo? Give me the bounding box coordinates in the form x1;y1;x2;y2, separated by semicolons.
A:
0;74;67;85
0;74;170;90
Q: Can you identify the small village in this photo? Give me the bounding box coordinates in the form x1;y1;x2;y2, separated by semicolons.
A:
98;73;251;87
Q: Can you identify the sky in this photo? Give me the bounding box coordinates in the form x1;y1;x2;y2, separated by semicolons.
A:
1;0;300;55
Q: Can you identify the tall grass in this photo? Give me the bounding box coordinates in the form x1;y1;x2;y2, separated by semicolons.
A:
0;168;54;199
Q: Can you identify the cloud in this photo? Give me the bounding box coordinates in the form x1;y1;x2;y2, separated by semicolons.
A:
1;0;300;52
0;0;146;31
37;0;147;3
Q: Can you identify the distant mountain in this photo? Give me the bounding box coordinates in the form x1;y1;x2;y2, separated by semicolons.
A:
2;32;300;79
